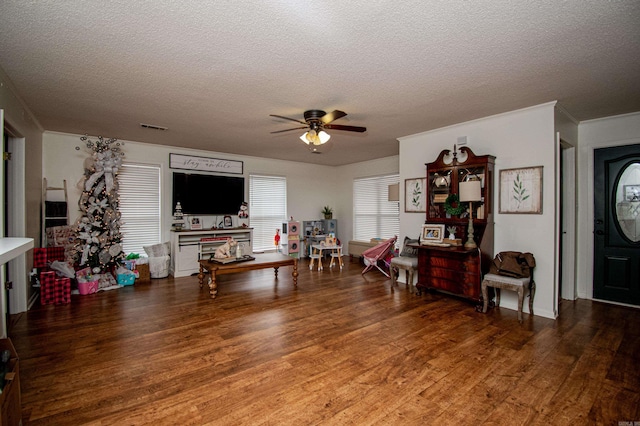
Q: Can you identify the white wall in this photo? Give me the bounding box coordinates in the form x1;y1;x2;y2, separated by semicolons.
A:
334;156;400;251
576;112;640;300
1;66;43;325
42;132;399;250
399;102;558;319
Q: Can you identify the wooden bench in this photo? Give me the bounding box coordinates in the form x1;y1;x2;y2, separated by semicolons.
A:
198;253;298;299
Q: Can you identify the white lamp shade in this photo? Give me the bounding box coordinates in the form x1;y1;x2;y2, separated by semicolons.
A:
388;183;399;201
459;180;482;202
300;130;331;145
317;130;330;144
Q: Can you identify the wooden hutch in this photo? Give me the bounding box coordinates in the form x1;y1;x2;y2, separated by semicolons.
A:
415;147;495;303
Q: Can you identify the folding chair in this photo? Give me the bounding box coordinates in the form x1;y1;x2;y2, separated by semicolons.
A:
361;236;397;277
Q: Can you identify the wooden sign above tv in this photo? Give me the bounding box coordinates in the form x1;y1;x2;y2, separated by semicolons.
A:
169;153;243;175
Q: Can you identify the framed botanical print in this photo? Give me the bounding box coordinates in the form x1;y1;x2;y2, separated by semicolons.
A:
405;177;426;213
499;166;543;214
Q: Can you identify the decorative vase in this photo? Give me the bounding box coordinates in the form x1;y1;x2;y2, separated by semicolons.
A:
324;214;332;220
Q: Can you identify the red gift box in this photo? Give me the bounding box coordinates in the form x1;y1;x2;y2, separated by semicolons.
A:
39;272;71;305
54;277;71;305
39;271;56;305
34;247;66;268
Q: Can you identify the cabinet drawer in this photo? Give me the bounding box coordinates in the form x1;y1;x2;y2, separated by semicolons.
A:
427;255;479;273
429;267;475;282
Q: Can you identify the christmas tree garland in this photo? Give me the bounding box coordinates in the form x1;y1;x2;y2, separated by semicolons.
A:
444;193;466;216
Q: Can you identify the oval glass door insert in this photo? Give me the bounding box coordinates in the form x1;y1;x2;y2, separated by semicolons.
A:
615;162;640;242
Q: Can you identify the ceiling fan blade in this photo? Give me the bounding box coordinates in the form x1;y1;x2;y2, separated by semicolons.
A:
325;124;367;133
270;114;307;125
320;110;347;124
270;126;308;134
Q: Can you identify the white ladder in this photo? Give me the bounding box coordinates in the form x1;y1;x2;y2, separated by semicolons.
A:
42;178;69;245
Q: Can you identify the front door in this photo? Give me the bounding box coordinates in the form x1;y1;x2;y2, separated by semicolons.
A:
594;144;640;305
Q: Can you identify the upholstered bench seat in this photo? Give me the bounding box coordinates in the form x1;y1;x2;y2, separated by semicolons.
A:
390;255;418;286
481;273;535;322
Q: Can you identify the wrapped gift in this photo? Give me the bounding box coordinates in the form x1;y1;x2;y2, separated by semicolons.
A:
45;225;74;246
96;273;118;290
54;278;71;305
39;271;56;305
40;272;71;305
45;225;77;264
33;247;66;269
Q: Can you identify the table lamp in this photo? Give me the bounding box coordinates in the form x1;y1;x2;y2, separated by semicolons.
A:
459;180;482;248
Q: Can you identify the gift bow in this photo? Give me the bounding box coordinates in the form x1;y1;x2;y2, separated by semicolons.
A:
85;151;122;193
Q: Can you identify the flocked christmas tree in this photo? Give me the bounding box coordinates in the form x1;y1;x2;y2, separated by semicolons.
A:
73;135;126;275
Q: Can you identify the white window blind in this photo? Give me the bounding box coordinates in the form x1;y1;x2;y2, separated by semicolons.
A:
118;163;161;256
250;174;287;252
353;174;399;241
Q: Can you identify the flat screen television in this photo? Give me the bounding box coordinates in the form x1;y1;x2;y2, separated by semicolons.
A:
172;172;245;215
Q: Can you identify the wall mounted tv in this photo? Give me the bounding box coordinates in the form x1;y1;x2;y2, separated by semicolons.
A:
172;172;245;215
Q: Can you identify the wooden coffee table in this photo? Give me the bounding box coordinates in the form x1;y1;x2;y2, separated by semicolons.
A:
198;253;298;299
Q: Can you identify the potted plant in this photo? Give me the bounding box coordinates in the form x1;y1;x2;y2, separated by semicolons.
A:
322;206;333;220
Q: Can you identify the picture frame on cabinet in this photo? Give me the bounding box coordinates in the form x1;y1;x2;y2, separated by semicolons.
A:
499;166;543;214
405;178;427;213
190;217;202;230
420;224;445;244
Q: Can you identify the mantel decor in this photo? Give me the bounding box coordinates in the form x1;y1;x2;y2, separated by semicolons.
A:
170;153;243;174
405;177;426;213
499;166;543;214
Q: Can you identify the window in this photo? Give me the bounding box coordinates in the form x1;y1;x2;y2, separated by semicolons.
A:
250;174;287;252
353;174;399;241
118;163;161;256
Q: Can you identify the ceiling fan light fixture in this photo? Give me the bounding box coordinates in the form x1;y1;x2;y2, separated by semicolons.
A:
318;130;330;144
300;129;330;145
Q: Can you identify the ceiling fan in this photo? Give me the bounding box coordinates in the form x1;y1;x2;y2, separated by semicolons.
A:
270;110;366;152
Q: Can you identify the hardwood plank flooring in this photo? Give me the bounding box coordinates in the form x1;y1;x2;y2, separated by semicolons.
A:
8;258;640;425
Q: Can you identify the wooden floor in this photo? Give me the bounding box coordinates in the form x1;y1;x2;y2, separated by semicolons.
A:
8;257;640;425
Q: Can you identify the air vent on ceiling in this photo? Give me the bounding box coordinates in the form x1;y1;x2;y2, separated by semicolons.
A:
140;123;168;131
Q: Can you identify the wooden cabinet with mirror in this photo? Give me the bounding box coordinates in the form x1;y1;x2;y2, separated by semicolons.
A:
415;146;496;303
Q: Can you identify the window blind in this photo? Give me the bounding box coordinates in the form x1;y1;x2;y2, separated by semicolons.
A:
353;174;399;241
250;174;287;252
118;163;161;256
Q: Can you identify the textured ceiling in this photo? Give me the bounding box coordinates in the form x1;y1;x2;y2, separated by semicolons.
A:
1;1;639;166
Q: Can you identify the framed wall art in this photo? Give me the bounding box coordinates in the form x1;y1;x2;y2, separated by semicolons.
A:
405;177;427;213
499;166;543;214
